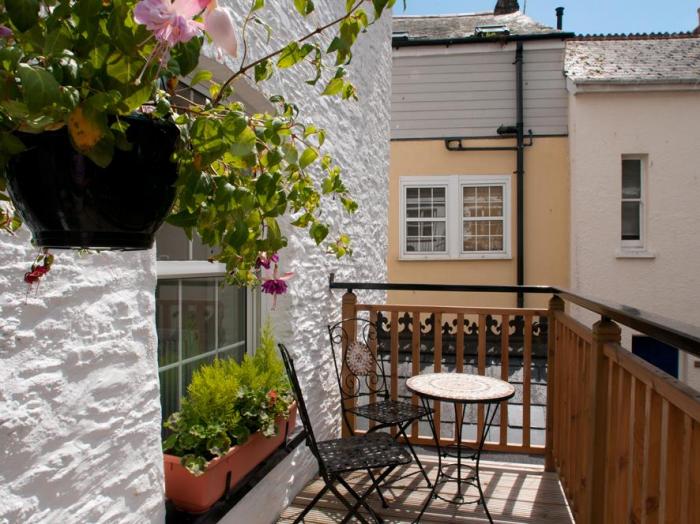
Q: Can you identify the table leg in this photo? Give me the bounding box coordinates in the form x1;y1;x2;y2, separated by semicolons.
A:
475;402;500;523
413;396;440;523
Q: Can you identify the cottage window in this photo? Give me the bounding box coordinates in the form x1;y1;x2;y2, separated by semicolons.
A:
155;223;258;420
621;157;645;249
400;175;511;260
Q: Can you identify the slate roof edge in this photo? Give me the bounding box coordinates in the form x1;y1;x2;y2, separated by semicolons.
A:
392;32;574;47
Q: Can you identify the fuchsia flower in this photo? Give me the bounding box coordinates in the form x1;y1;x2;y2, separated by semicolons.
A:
261;275;292;296
0;25;12;40
255;252;279;270
134;0;205;46
134;0;237;56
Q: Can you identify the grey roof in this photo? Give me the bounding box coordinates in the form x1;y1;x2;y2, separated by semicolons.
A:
565;37;700;85
393;11;562;42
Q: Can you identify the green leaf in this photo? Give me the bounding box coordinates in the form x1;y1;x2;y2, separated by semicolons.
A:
277;43;314;69
322;78;344;96
44;27;73;57
299;148;318;169
293;0;315;16
310;222;329;245
251;0;265;11
172;38;203;77
105;51;140;84
254;60;274;82
16;64;62;113
190;70;213;87
5;0;40;32
372;0;396;18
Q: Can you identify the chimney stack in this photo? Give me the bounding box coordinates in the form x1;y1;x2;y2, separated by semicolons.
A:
494;0;520;16
694;8;700;35
556;7;564;30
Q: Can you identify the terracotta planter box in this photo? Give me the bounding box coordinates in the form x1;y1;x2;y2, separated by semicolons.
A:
164;403;298;514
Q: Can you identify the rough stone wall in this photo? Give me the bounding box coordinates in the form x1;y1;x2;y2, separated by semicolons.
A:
0;2;391;523
217;2;392;523
0;228;164;523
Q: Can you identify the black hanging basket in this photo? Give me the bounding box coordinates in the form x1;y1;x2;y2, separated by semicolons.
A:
5;114;179;250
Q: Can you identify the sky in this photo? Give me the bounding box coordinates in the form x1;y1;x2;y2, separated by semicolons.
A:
393;1;700;36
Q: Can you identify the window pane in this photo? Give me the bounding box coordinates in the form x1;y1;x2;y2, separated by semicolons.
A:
463;237;476;252
181;279;216;359
622;202;641;240
463;187;477;217
489;220;503;235
406;188;419;218
490;236;504;251
218;284;246;348
475;187;489;217
622;160;642;199
489;186;503;217
159;367;179;424
406;219;446;253
476;237;490;251
155;223;190;261
406;223;419;237
156;281;179;367
433;189;446;218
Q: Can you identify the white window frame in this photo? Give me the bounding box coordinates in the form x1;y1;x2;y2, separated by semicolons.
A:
399;175;512;260
621;155;646;251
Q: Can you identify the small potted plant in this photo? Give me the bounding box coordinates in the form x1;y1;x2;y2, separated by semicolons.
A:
0;0;395;290
162;322;297;513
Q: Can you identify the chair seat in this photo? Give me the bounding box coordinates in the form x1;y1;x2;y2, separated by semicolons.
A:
349;399;432;426
318;432;413;474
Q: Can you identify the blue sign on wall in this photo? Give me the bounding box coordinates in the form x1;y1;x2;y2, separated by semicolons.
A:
632;335;679;378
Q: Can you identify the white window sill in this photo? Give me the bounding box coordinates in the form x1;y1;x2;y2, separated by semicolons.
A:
615;249;656;259
156;260;227;278
399;254;512;261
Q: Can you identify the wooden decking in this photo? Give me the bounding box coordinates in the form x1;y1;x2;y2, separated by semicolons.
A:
278;453;573;523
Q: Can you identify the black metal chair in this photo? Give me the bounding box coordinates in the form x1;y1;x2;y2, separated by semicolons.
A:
327;318;433;489
278;343;412;524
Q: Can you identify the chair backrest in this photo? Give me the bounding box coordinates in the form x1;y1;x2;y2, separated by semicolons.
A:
327;317;390;404
278;343;324;468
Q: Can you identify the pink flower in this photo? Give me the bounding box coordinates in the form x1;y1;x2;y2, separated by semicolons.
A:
0;25;12;40
134;0;205;46
261;272;293;296
255;252;279;270
204;3;238;57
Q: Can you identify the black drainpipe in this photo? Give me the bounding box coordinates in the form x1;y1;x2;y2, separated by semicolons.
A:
515;41;525;308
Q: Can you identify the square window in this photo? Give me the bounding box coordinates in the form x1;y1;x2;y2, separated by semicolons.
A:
402;177;510;259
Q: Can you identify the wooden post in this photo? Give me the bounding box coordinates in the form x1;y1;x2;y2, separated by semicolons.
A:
545;295;564;472
584;316;621;524
341;291;357;437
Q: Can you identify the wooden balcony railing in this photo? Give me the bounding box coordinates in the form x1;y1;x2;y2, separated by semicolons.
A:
331;276;700;524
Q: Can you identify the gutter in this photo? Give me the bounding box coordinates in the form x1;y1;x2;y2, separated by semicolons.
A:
392;32;574;48
515;41;525;308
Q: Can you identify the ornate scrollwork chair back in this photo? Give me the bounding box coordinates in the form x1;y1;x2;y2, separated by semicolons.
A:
327;318;390;405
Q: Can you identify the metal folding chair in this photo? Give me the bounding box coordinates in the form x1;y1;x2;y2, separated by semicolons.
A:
328;318;433;492
278;343;412;524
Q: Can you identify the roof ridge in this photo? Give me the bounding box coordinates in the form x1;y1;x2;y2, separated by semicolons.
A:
571;32;697;41
393;11;511;20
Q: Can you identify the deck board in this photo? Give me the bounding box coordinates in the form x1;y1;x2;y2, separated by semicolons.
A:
279;454;573;523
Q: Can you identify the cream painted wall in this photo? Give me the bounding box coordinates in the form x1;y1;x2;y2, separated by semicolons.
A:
388;137;569;308
569;89;700;389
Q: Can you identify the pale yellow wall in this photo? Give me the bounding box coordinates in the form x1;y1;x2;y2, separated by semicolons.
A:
387;137;570;308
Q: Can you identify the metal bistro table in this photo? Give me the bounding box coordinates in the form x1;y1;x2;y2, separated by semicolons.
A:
406;373;515;523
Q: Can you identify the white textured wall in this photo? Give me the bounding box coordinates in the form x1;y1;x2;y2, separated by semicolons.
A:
0;229;164;523
569;89;700;389
216;2;392;523
0;2;391;523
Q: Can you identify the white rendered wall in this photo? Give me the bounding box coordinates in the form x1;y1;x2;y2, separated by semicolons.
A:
569;89;700;389
0;2;391;523
208;2;393;523
0;228;165;523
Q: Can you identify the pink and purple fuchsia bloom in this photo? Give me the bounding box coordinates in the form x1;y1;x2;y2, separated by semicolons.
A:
134;0;237;55
0;25;13;40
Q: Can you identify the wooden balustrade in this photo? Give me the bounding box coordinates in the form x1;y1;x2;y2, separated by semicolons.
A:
549;307;700;524
341;292;548;455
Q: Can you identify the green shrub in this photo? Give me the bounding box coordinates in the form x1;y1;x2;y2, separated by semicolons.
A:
162;321;293;476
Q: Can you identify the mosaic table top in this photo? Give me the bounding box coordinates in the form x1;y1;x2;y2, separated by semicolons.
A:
406;373;515;403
